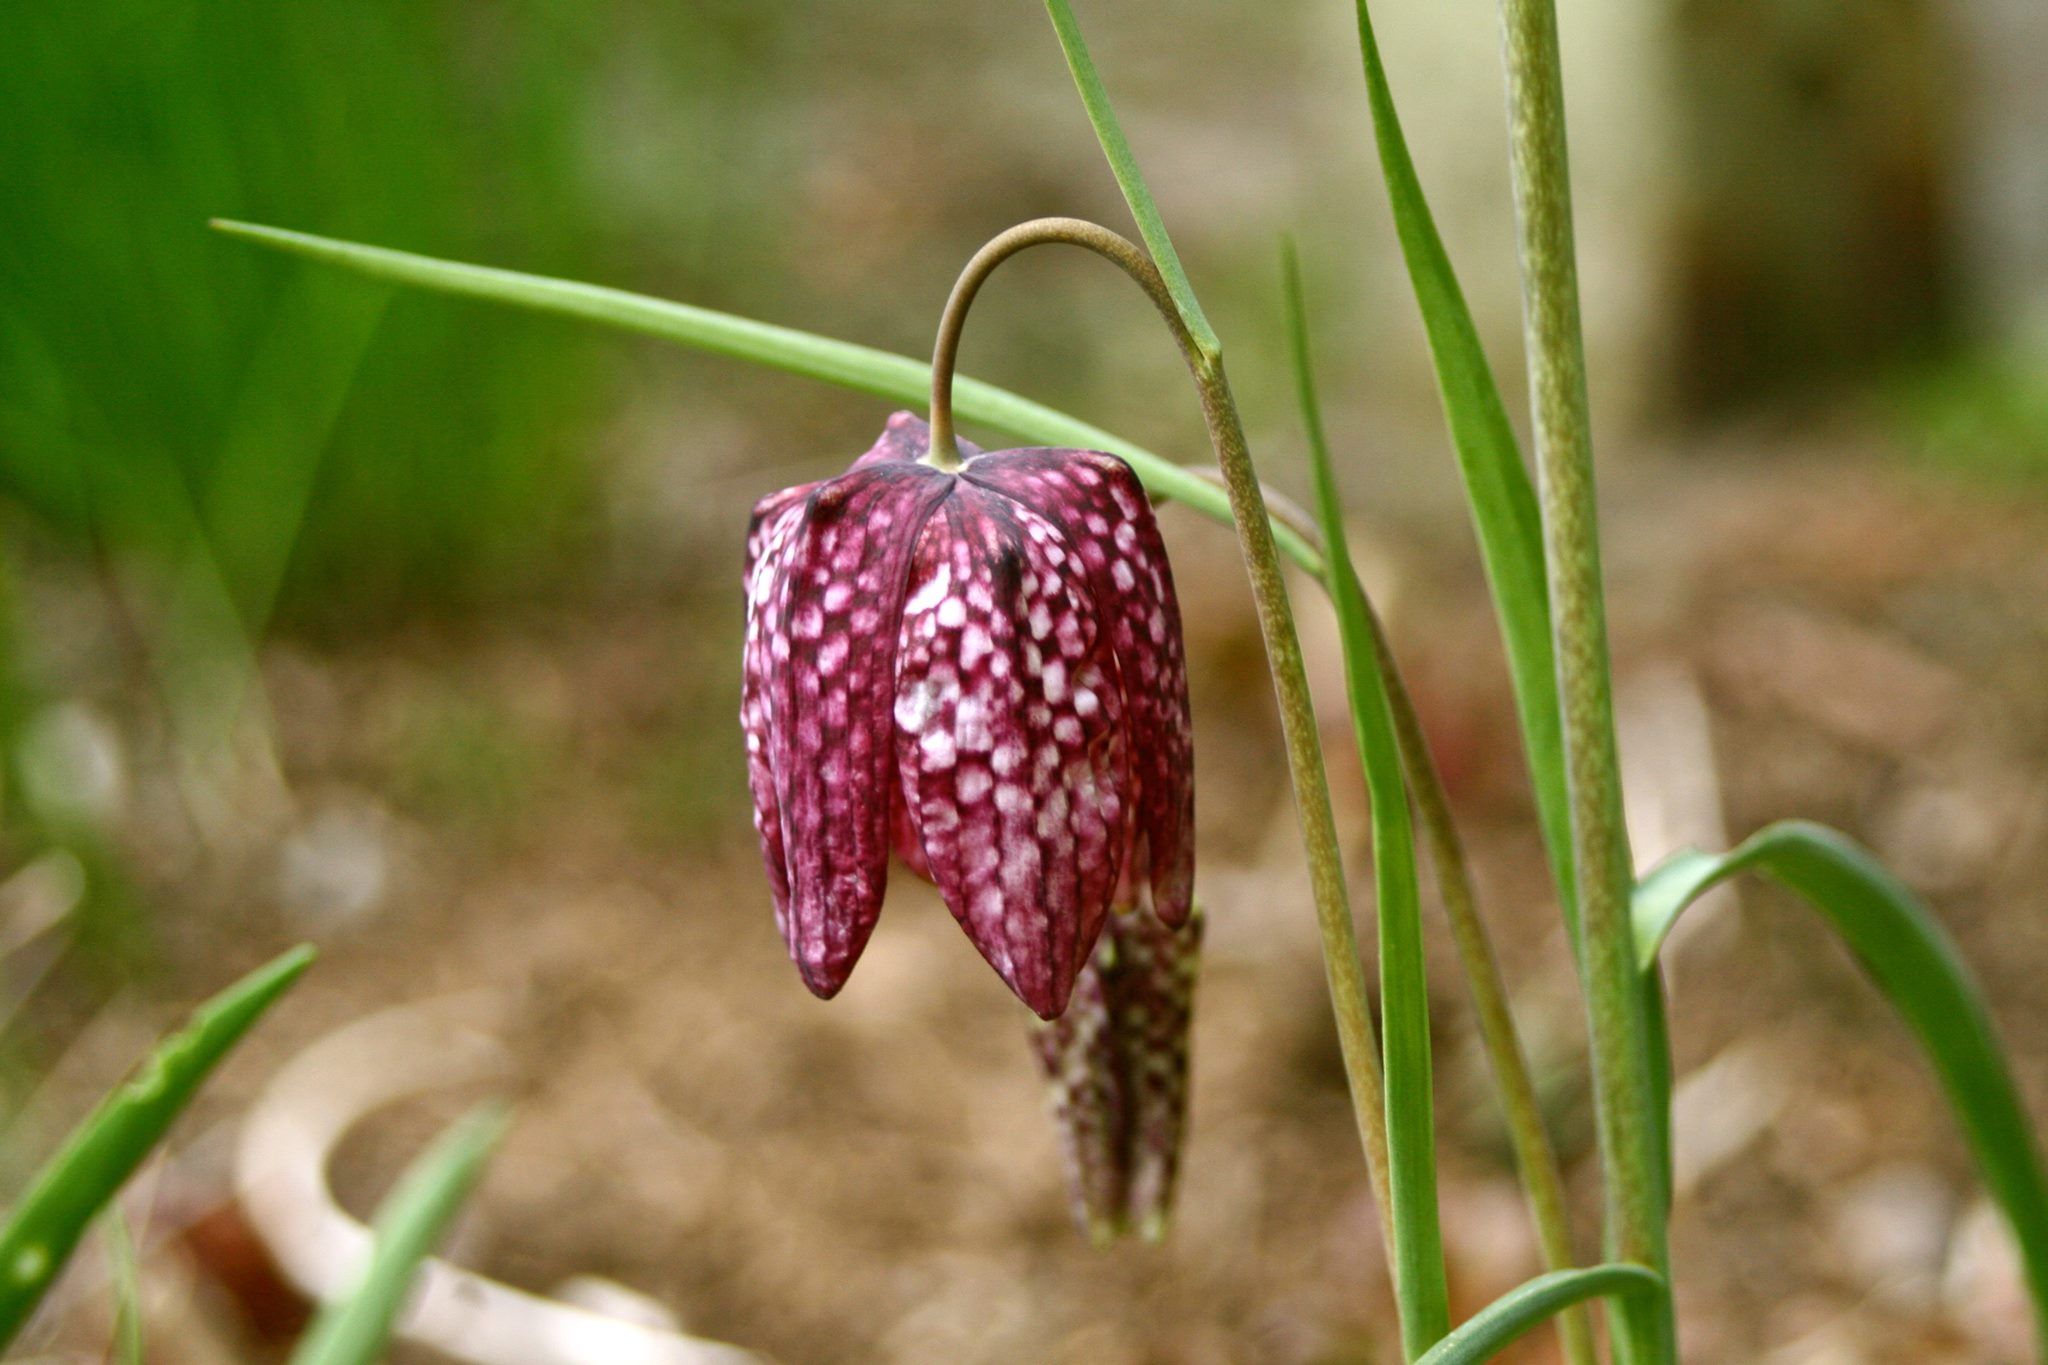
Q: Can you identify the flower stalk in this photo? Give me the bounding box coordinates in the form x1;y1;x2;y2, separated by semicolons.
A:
927;216;1401;1270
1494;0;1674;1358
1235;473;1595;1365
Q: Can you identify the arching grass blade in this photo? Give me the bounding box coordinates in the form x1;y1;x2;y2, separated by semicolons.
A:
1415;1265;1663;1365
207;220;1320;576
1636;820;2048;1358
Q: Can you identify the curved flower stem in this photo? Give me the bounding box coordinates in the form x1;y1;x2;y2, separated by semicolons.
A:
1496;0;1672;1358
928;216;1398;1260
1228;476;1593;1365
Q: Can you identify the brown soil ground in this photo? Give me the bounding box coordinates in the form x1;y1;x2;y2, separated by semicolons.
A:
11;430;2048;1364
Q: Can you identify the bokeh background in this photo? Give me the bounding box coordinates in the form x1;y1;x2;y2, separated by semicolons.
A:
5;1;2048;1361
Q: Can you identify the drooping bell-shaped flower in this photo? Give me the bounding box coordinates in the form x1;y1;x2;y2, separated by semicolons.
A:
1033;898;1203;1242
741;411;1192;1019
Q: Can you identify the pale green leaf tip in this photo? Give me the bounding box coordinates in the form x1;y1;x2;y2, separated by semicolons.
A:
210;221;324;260
455;1100;514;1146
256;942;319;991
205;944;318;1015
420;1101;515;1171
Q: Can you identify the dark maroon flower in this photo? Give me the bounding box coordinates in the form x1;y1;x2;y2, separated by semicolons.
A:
741;412;1192;1019
1034;899;1203;1242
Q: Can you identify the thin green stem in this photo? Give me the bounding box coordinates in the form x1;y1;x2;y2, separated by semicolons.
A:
1377;616;1596;1365
1495;0;1671;1358
1243;477;1594;1365
1194;355;1404;1292
924;220;1152;470
926;216;1400;1270
1287;241;1449;1357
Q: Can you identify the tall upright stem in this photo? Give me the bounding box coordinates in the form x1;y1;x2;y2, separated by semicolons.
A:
1495;2;1673;1360
1374;619;1597;1365
928;218;1400;1265
1231;476;1595;1365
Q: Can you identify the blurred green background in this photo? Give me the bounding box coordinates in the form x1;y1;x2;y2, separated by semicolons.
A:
5;0;2045;634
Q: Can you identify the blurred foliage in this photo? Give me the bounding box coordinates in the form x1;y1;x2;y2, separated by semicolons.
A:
1890;342;2048;485
0;0;820;969
0;554;140;974
0;0;797;629
385;684;548;837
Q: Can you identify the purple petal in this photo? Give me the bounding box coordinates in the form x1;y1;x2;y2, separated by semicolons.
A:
892;490;1129;1019
760;462;952;997
740;484;814;937
744;481;816;587
964;450;1194;924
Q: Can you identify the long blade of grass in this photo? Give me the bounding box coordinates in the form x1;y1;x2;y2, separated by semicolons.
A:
1283;241;1446;1356
1414;1264;1663;1365
1642;971;1675;1223
1281;245;1597;1365
1021;16;1409;1318
289;1103;508;1365
1635;820;2048;1356
0;944;315;1348
207;221;1320;577
1042;0;1219;364
1489;0;1670;1354
1348;2;1572;930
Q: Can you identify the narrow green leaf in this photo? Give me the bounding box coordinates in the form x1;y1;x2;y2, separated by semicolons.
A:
206;221;1321;576
1641;972;1675;1224
102;1207;143;1365
0;945;316;1349
1635;820;2048;1357
1285;242;1447;1355
1349;2;1573;930
1043;0;1220;363
1415;1265;1663;1365
289;1104;509;1365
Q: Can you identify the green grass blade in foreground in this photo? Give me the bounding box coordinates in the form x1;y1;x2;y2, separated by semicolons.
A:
1043;0;1219;363
1285;246;1597;1365
1635;820;2048;1356
289;1104;509;1365
1348;1;1572;928
1284;243;1447;1356
1642;971;1675;1222
206;221;1320;577
1415;1265;1662;1365
0;945;315;1349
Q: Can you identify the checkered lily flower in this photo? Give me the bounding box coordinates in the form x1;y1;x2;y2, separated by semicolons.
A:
741;412;1193;1020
